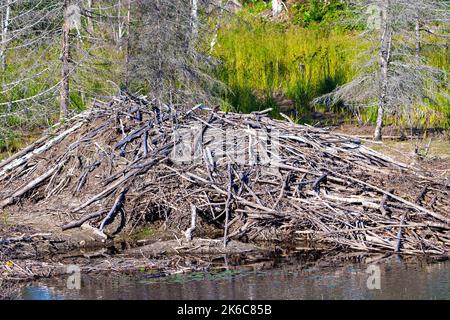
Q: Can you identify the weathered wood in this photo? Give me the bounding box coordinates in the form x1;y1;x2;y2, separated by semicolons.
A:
0;233;51;245
312;173;327;194
0;159;68;208
329;172;450;224
0;121;83;178
379;188;394;217
0;136;47;171
395;214;406;253
62;210;108;231
223;162;233;247
99;188;128;232
0;94;448;256
184;205;197;241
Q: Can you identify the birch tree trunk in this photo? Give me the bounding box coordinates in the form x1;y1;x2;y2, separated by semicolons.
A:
191;0;198;39
0;0;10;70
374;0;392;141
86;0;94;34
60;0;71;119
272;0;282;18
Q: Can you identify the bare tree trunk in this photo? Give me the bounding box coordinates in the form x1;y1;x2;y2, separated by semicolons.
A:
191;0;198;39
0;0;10;70
374;0;392;141
415;13;421;63
60;0;71;119
124;0;131;89
374;104;384;141
210;0;224;53
117;0;124;50
86;0;94;34
272;0;282;17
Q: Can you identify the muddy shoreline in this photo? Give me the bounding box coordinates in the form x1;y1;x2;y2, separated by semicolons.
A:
1;215;448;300
1;220;448;291
3;239;448;300
0;218;281;284
0;226;314;299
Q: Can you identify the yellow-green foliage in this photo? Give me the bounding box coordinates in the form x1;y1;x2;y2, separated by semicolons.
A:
0;24;124;150
1;37;123;113
417;36;450;130
214;16;450;128
214;18;360;118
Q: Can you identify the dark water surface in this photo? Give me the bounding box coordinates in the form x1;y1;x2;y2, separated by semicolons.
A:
20;255;449;300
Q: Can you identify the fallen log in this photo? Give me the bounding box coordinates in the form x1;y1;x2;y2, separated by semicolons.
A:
0;233;51;245
0;159;68;208
99;188;128;232
62;210;108;231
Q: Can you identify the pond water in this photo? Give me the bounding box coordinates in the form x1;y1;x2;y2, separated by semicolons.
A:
19;255;449;300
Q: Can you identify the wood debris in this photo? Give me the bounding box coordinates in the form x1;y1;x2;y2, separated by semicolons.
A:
0;94;448;255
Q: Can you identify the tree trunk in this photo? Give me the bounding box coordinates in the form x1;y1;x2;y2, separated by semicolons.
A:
374;104;384;141
374;0;392;141
210;0;225;53
1;0;11;70
60;0;71;119
415;13;421;64
124;0;131;89
191;0;198;39
272;0;282;18
117;0;123;49
86;0;94;34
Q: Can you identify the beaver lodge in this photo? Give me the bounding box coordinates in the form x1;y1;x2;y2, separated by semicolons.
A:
0;94;449;256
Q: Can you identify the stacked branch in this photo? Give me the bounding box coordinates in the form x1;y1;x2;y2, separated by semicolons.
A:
0;94;449;255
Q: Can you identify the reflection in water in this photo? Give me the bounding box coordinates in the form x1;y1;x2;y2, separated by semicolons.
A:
20;256;449;300
21;287;64;300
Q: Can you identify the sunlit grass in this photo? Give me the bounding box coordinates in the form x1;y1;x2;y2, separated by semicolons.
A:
213;16;450;129
214;20;359;119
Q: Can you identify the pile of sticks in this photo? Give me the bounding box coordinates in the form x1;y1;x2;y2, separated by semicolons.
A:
0;94;448;255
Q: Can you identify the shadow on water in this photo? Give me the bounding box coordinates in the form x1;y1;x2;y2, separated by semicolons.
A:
19;252;450;300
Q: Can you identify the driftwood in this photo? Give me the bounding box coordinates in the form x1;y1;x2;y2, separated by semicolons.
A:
184;205;197;241
0;94;448;255
395;214;407;253
379;189;393;217
0;233;51;245
61;210;108;231
223;162;234;247
0;121;84;178
0;159;68;208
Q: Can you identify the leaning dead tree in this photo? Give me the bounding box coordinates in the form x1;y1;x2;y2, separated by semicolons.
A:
0;94;448;255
